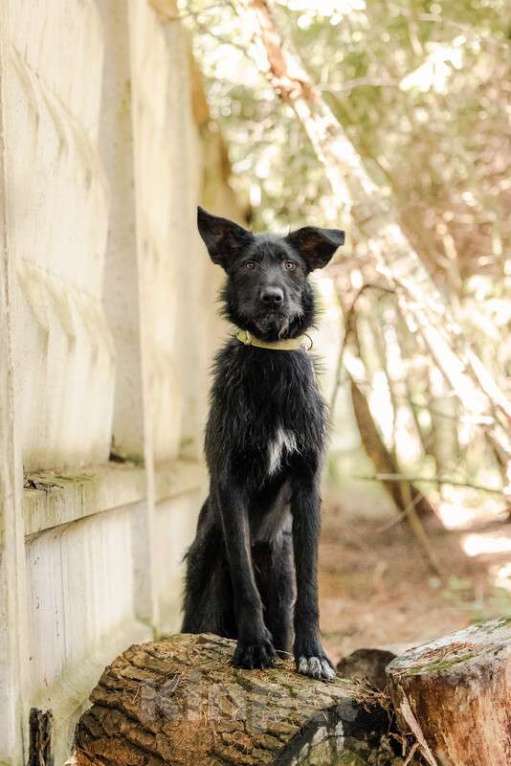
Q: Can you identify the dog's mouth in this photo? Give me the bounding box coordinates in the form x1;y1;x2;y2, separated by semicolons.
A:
254;311;290;339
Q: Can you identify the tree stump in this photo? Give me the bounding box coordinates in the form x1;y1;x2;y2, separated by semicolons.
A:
73;633;402;766
386;617;511;766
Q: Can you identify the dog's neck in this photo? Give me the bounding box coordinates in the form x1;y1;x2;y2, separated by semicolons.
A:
234;328;312;352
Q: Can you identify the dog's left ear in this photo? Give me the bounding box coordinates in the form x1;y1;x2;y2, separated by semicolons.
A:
197;206;253;269
286;226;345;270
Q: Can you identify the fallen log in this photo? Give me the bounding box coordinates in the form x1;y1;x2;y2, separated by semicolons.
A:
386;617;511;766
73;633;402;766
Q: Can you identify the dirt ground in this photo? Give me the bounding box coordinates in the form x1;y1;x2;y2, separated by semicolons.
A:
319;481;511;665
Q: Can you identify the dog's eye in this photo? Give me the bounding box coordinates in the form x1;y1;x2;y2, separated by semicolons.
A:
244;261;256;270
284;261;297;271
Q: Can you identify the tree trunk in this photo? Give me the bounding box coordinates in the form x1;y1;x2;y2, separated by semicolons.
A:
73;633;400;766
334;285;440;529
349;376;437;524
386;617;511;766
246;0;511;466
349;375;441;576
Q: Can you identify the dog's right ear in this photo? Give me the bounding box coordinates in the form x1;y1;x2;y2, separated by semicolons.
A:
197;207;253;269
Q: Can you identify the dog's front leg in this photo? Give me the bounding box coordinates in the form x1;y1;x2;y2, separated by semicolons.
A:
215;481;276;669
291;471;335;681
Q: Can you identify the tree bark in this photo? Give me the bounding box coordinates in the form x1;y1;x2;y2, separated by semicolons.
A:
73;633;400;766
28;708;54;766
245;0;511;466
386;617;511;766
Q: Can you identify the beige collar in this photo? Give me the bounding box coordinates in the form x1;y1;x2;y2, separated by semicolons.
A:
235;328;312;351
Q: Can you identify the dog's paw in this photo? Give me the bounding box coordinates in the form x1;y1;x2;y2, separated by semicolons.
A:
296;654;336;681
232;638;276;670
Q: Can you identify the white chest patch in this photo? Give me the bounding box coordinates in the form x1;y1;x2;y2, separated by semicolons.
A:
268;428;298;475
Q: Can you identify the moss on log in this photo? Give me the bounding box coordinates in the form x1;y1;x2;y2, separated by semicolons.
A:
386;617;511;766
73;633;404;766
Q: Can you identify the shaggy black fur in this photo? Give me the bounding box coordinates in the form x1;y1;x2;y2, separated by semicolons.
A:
181;207;345;680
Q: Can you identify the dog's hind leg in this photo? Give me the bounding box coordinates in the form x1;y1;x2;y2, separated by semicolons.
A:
254;532;295;655
183;557;235;637
181;499;236;637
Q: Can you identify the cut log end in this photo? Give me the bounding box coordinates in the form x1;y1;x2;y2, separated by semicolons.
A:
73;633;401;766
386;617;511;766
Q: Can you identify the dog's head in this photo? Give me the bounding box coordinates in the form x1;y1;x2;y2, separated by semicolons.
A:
197;207;345;341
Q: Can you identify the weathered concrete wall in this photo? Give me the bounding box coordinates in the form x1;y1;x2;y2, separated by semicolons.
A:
0;1;244;763
0;22;29;760
6;0;115;473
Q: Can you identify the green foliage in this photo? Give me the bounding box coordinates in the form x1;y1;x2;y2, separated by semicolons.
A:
182;0;510;271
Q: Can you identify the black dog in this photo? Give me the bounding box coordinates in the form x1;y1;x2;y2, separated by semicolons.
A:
181;207;345;680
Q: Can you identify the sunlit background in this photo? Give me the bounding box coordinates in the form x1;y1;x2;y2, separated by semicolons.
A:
180;0;511;658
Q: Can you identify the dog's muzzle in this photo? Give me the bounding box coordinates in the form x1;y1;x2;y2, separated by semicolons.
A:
255;311;290;338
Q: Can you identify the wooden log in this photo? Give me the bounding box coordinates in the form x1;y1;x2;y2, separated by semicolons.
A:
386;617;511;766
73;633;403;766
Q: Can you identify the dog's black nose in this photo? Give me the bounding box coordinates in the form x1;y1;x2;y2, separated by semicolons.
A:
261;287;284;306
